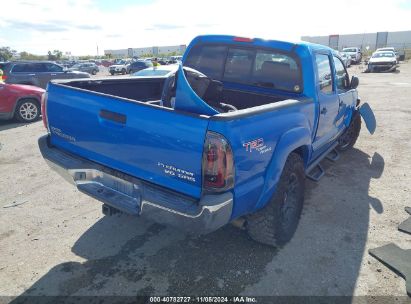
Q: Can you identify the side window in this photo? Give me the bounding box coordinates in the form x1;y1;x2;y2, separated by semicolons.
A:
44;63;63;72
223;48;254;82
251;50;302;92
12;64;26;73
315;54;333;94
184;45;227;80
333;56;349;91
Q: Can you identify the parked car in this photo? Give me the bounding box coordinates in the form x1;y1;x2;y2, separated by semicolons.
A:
342;47;362;64
375;47;400;62
132;65;178;77
108;60;131;75
0;83;45;122
1;61;90;89
69;63;99;75
98;60;113;67
127;60;153;74
167;56;183;64
38;35;375;247
339;52;351;67
367;51;398;72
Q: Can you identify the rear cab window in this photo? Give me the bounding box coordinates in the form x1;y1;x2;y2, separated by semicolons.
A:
184;44;303;94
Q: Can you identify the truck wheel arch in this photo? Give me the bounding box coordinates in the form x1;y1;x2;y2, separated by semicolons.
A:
254;127;312;211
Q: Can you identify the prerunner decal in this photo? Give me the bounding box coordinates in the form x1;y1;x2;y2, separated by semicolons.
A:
157;162;196;183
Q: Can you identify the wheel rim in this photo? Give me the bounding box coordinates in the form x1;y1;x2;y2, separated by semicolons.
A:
19;102;38;121
280;173;299;230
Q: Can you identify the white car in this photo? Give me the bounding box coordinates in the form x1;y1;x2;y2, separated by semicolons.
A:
131;65;178;77
367;51;397;72
342;47;362;64
109;60;131;75
375;47;399;62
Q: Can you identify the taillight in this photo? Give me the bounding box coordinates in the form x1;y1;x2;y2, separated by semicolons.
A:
202;132;234;192
41;92;49;131
1;75;6;80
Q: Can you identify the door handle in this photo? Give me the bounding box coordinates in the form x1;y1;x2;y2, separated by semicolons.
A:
99;109;127;124
321;107;327;115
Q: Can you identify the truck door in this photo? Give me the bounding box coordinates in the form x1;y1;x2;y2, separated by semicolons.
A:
313;53;340;151
332;55;356;132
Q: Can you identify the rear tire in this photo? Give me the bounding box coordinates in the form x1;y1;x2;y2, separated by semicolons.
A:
121;69;126;75
14;99;40;123
337;112;361;151
110;72;114;75
247;153;305;247
92;70;97;75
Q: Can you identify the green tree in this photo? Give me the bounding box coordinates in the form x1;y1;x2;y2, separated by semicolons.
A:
20;51;47;61
47;50;63;61
0;46;15;61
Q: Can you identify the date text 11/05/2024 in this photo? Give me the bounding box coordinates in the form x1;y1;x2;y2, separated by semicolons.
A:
149;296;257;303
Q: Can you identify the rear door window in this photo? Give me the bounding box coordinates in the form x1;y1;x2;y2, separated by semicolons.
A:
251;50;302;92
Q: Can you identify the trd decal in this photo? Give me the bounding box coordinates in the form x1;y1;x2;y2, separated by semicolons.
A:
243;138;264;152
243;138;272;155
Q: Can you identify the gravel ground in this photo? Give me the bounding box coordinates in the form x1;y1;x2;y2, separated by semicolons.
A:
0;61;411;301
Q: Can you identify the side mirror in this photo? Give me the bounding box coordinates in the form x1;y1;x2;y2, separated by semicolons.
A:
350;75;359;89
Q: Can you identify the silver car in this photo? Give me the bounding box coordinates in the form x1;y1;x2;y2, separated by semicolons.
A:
339;52;352;67
2;61;90;89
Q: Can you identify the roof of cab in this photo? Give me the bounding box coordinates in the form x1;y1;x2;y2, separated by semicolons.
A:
189;35;332;53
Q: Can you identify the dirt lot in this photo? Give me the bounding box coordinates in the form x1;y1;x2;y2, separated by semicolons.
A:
1;61;411;301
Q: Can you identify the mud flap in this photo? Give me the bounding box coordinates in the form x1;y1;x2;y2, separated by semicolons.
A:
359;102;376;134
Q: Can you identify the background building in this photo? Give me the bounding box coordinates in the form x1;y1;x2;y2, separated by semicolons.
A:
301;30;411;52
104;44;186;58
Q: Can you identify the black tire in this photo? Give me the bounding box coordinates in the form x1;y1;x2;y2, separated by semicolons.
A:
247;153;305;247
110;72;114;75
14;98;40;123
92;69;97;75
337;112;361;151
121;69;126;75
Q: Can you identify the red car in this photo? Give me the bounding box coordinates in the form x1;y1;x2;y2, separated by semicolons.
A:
0;83;45;123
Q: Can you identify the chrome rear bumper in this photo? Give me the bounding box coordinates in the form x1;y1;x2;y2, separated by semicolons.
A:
38;135;233;234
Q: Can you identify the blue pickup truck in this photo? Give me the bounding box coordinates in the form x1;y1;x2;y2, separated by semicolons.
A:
38;35;375;246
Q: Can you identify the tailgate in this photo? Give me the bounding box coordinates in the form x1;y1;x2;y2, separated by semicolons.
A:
46;84;209;198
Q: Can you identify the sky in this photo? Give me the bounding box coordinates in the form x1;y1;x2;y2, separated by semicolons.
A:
1;0;411;55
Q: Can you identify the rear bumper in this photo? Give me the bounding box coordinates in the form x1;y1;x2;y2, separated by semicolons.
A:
38;135;233;234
